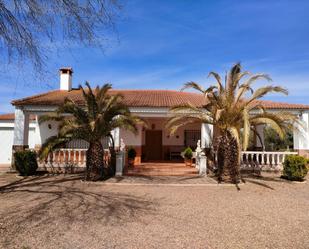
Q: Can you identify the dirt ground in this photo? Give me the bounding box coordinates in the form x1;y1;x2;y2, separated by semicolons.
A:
0;173;308;249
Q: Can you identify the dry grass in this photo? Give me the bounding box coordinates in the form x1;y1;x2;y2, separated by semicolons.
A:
0;173;308;249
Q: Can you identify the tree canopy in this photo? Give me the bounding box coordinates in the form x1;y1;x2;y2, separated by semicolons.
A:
0;0;120;71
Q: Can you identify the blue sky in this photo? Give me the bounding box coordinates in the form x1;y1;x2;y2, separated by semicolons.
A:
1;0;309;113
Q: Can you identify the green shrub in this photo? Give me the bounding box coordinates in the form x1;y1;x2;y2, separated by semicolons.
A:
14;150;38;176
282;155;308;181
127;147;137;159
183;147;193;159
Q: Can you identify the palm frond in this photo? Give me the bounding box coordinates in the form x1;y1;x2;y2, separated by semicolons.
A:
181;81;206;93
39;135;70;160
40;82;139;153
250;117;285;139
235;74;271;104
246;86;288;106
38;112;63;124
208;72;223;93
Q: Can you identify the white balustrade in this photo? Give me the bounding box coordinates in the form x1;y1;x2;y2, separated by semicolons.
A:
241;151;298;170
39;149;88;168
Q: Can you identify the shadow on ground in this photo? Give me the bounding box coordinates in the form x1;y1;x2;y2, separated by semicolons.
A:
240;171;296;190
0;174;157;242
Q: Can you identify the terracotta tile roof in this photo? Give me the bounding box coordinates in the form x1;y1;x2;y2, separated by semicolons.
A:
252;100;309;110
11;89;309;110
0;113;36;121
11;89;207;107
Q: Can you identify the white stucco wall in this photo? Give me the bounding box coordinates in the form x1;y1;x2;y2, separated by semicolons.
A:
294;112;309;150
120;125;143;146
120;119;201;146
37;119;59;145
0;120;36;164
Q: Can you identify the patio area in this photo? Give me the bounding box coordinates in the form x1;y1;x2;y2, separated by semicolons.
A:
0;172;308;249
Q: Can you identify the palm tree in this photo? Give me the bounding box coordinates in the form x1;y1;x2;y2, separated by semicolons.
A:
39;82;140;181
166;63;298;184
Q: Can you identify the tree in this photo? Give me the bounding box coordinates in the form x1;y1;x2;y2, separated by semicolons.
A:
166;63;298;184
39;82;140;181
0;0;120;72
264;126;293;151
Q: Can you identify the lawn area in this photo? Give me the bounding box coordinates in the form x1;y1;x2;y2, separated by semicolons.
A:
0;173;308;249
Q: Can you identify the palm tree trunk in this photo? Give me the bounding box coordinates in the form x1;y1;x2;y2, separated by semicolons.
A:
85;140;104;181
217;131;240;184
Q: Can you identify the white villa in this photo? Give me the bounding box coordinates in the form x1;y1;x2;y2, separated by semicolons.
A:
1;67;309;175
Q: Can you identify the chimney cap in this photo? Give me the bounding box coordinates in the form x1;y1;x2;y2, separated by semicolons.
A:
59;67;73;75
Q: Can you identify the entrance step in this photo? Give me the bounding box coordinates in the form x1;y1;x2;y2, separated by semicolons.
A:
125;162;199;176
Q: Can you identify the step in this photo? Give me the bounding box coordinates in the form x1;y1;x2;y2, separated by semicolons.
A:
127;168;197;173
126;171;198;176
126;166;199;176
133;165;192;169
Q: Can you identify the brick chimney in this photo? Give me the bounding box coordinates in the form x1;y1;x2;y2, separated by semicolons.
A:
59;67;73;91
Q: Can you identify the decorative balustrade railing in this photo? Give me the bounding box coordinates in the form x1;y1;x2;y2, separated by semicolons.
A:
241;151;298;170
39;149;88;168
38;148;298;173
39;148;111;169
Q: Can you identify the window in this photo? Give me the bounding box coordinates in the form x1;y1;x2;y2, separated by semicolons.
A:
184;130;201;148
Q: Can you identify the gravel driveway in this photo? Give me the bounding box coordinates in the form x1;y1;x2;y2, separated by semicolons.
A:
0;173;308;249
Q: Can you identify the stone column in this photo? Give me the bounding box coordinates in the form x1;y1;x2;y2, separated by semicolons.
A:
112;127;120;149
201;123;213;149
293;112;309;157
134;125;143;165
34;115;42;151
255;124;265;150
115;151;125;176
12;107;30;167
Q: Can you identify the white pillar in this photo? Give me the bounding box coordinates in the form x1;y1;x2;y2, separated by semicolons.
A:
255;124;265;149
116;151;125;176
34;115;42;148
201;123;213;148
293;112;309;153
13;107;30;146
112;127;120;149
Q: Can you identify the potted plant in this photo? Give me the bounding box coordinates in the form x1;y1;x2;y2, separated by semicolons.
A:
127;147;137;167
183;147;193;167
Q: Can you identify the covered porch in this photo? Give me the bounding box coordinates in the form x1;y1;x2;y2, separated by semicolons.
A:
119;117;207;164
10;104;309;175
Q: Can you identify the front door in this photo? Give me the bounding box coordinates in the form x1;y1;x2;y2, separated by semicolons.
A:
145;130;162;161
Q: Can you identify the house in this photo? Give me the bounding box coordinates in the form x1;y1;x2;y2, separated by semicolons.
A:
1;67;309;173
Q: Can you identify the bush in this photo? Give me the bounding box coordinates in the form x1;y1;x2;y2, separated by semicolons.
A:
127;147;137;159
183;147;193;159
14;150;38;176
282;155;308;181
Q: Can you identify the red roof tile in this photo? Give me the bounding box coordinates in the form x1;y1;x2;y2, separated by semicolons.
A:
11;89;207;107
11;89;309;110
0;113;36;121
